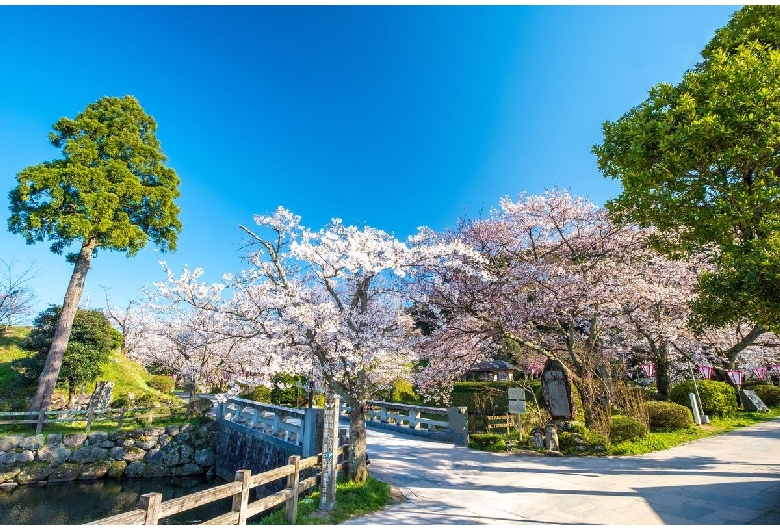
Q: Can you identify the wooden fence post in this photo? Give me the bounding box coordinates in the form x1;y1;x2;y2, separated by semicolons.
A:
35;408;46;435
285;455;301;523
139;492;162;525
86;403;95;434
147;405;155;427
231;469;251;524
117;407;126;430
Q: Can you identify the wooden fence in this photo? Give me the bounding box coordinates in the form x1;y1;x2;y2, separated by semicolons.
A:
468;413;516;435
0;404;189;434
88;443;348;525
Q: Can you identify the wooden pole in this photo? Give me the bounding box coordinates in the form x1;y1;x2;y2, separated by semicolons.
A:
86;402;95;434
147;405;155;427
139;492;162;525
231;469;251;525
35;408;45;435
117;407;125;430
285;455;301;523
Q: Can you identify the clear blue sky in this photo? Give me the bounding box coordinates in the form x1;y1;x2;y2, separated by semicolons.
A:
0;5;739;320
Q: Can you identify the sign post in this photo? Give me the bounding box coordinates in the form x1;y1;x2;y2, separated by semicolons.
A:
319;394;340;511
508;387;526;441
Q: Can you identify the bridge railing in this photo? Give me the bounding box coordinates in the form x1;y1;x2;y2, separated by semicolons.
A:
341;400;469;446
215;397;322;457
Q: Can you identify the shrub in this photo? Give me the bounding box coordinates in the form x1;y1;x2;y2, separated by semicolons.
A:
270;373;308;407
390;379;420;404
189;397;215;416
669;379;737;418
751;385;780;407
241;385;272;403
147;375;175;394
110;396;130;409
645;401;694;430
585;431;608;448
610;415;648;444
469;433;505;451
134;393;157;407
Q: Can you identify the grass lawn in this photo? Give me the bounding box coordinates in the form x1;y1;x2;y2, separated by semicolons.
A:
253;477;394;525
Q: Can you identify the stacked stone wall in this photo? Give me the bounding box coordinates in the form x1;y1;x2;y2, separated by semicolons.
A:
0;422;218;487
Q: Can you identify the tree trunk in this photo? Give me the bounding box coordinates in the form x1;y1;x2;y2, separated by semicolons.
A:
347;401;368;484
655;346;671;400
28;239;96;413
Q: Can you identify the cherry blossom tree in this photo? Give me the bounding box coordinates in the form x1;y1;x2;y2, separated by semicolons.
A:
155;207;479;482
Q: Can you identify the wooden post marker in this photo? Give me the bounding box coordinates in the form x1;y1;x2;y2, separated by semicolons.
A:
140;492;162;525
285;455;301;523
319;394;340;511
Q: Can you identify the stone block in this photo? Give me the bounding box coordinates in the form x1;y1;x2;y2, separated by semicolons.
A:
0;436;22;452
0;467;20;483
87;432;108;445
37;445;72;466
158;435;172;447
142;463;170;478
99;440;115;449
69;446;108;464
16;463;52;484
46;434;63;446
48;463;82;482
121;438;136;448
63;434;87;447
163;445;194;466
20;435;44;450
0;452;19;466
78;461;112;480
165;425;181;436
172;463;202;476
122;447;146;463
135;436;158;450
144;449;164;464
125;461;145;478
194;448;215;467
174;432;190;444
108;430;126;442
18;450;34;463
129;428;144;439
105;460;127;478
144;427;165;437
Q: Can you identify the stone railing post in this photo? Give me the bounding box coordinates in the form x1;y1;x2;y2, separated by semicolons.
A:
303;407;324;457
409;408;420;430
447;406;469;446
380;404;388;423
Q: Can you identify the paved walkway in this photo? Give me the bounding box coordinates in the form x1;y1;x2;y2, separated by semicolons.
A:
345;418;780;525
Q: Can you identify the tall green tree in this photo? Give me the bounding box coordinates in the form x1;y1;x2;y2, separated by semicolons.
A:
593;6;780;333
20;306;122;407
8;95;181;412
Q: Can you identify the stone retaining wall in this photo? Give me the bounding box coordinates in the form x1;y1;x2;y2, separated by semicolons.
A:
0;422;218;487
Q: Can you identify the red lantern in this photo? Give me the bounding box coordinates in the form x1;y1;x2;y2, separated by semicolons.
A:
752;367;768;380
640;363;655;378
726;370;743;386
697;366;714;379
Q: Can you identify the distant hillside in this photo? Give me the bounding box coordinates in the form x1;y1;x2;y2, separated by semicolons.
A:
0;326;178;410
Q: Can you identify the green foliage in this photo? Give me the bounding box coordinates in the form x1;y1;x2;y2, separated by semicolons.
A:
270;373;309;407
8;95;182;259
147;375;175;394
389;378;420;404
645;401;695;430
189;397;215;416
134;393;157;407
593;5;780;330
751;384;780;407
256;477;392;525
17;306;120;397
241;385;272;403
468;433;506;452
670;379;738;418
110;396;130;408
610;415;648;444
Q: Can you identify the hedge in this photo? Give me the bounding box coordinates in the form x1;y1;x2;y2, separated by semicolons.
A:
751;385;780;407
645;401;694;430
451;380;542;415
669;379;737;418
610;415;648;444
147;375;175;394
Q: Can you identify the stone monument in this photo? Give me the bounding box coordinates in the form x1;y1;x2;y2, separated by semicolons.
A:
541;359;576;420
740;389;769;412
88;381;114;412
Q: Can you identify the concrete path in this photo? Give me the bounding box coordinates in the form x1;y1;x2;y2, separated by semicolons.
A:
345;418;780;525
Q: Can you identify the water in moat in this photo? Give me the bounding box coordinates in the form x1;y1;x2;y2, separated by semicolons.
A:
0;475;232;525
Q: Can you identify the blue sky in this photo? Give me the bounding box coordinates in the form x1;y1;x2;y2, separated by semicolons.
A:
0;5;739;320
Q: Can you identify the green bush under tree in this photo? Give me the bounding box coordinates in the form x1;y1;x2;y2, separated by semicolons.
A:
147;374;175;394
610;415;648;444
751;384;780;407
669;379;738;418
645;401;694;430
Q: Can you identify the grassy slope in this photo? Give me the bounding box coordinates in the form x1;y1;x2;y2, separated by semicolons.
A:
0;326;171;407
